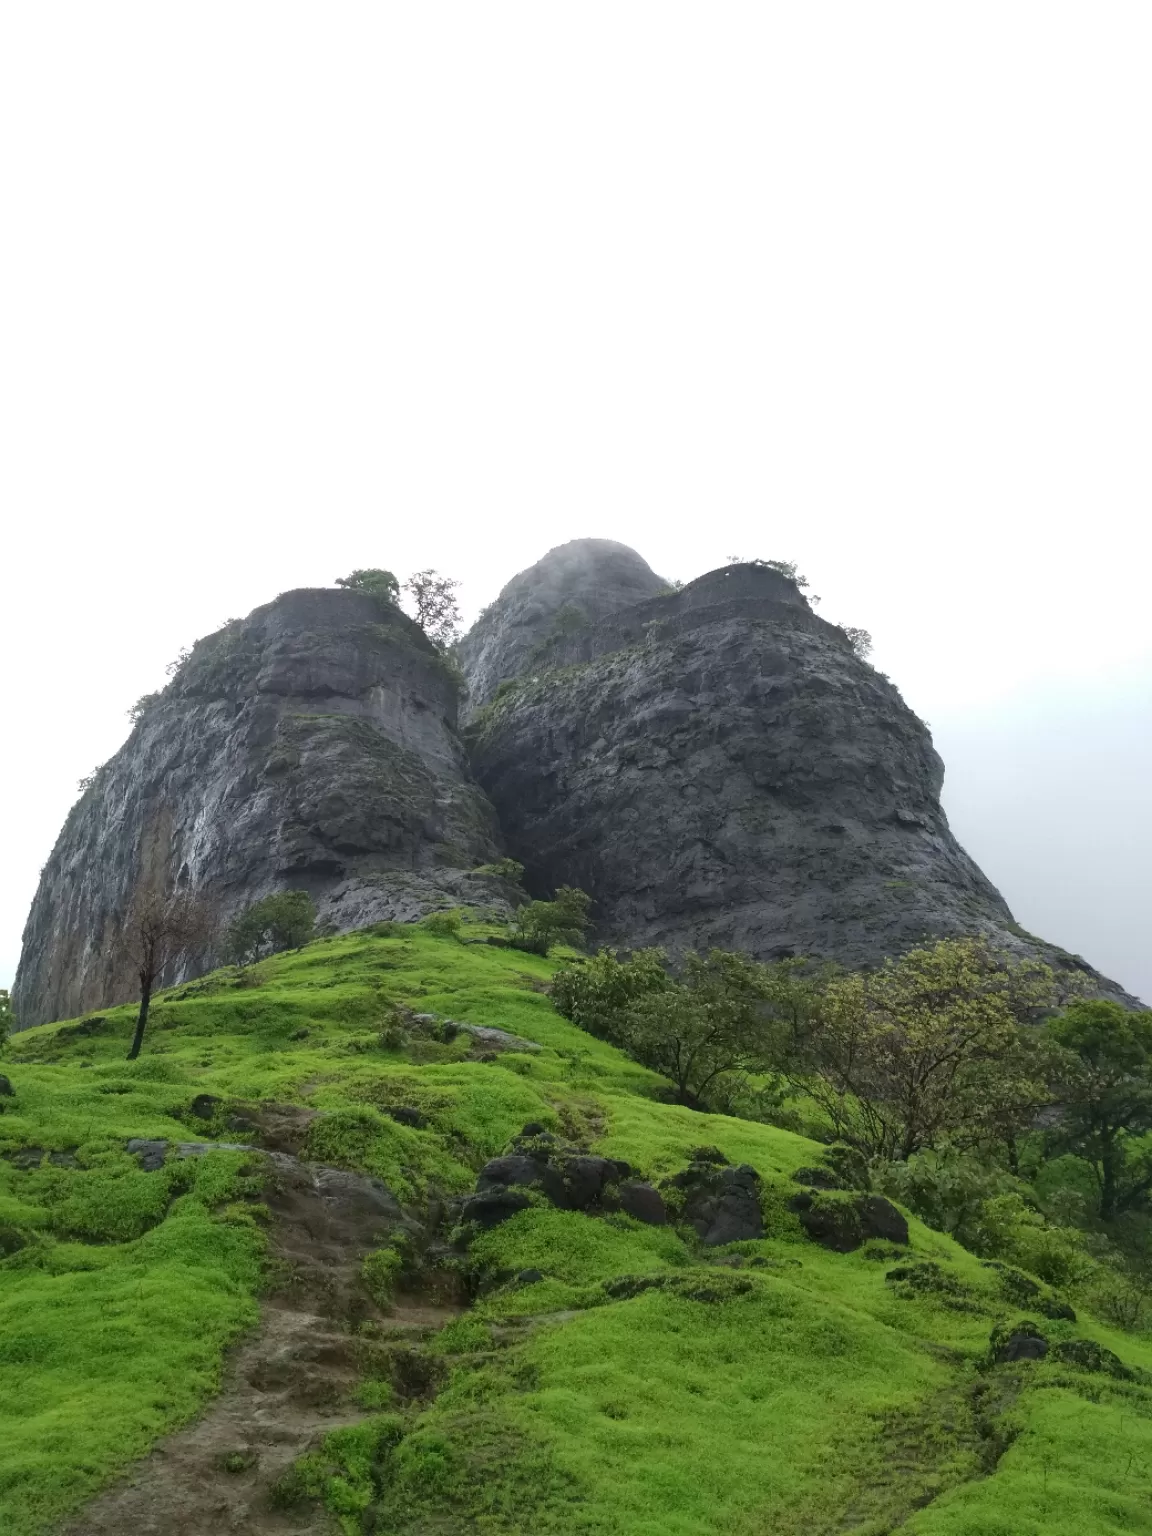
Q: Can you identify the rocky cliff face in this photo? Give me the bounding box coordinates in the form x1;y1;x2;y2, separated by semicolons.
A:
464;546;1131;996
13;589;506;1026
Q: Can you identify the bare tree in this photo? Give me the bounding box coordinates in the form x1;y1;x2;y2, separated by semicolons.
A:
118;892;216;1060
402;569;462;647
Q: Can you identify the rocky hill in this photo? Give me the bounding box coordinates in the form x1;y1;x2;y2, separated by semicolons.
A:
462;545;1131;998
13;588;506;1026
13;541;1135;1028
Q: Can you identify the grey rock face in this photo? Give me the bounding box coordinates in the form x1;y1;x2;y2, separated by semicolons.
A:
464;555;1136;997
456;538;668;713
14;588;506;1027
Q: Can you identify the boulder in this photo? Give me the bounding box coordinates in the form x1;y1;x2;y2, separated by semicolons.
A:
789;1192;909;1252
458;1188;533;1230
616;1182;668;1226
0;1075;14;1098
991;1322;1049;1364
7;1146;79;1170
476;1154;546;1192
1050;1339;1133;1379
668;1160;764;1246
189;1093;223;1120
550;1155;621;1211
126;1138;250;1172
126;1138;169;1173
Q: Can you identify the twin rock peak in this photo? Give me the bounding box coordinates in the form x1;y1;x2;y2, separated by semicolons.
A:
13;538;1127;1026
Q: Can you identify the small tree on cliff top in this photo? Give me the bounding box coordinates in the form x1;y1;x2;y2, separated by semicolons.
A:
336;569;400;603
336;567;462;648
117;892;216;1061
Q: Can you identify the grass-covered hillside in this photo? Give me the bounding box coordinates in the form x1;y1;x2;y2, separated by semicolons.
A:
3;924;1152;1534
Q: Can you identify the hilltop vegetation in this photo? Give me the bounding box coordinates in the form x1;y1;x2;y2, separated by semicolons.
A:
2;922;1152;1534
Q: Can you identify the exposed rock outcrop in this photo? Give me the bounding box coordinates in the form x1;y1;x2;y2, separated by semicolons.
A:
14;589;506;1027
463;545;1135;996
15;541;1137;1027
456;537;668;712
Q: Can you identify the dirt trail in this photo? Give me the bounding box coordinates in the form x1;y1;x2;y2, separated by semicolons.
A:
66;1150;458;1536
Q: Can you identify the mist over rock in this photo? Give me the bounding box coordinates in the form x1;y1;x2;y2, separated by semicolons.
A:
13;589;506;1026
456;538;668;712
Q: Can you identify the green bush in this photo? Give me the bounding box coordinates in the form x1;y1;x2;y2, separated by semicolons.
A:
508;886;591;955
551;948;670;1039
225;892;317;966
876;1148;1025;1250
336;568;400;603
554;947;816;1110
420;910;463;939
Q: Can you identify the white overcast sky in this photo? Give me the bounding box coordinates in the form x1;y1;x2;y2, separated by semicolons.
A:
1;5;1148;1003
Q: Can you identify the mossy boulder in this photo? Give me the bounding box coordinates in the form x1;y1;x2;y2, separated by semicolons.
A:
789;1191;908;1253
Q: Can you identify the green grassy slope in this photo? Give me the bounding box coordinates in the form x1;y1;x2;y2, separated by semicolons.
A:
3;925;1152;1534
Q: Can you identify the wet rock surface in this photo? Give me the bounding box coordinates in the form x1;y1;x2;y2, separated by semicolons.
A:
14;587;508;1028
463;545;1136;995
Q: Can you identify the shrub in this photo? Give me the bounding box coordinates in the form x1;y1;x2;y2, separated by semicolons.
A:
336;568;400;603
876;1148;1025;1250
420;911;462;940
508;886;591;955
225;892;317;965
0;988;14;1046
362;1245;406;1307
127;692;161;724
973;1192;1095;1287
552;948;671;1039
555;947;816;1110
